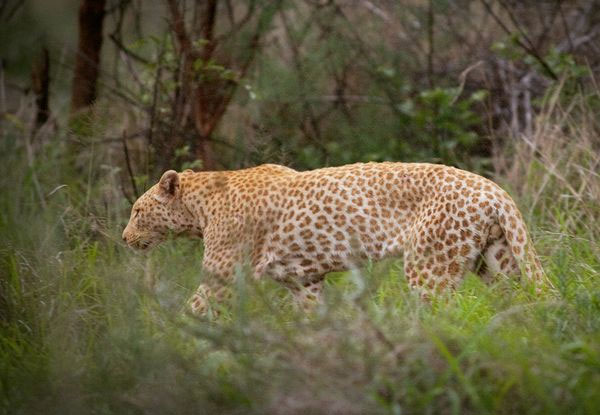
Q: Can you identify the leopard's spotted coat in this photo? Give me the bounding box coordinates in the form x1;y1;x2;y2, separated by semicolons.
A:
122;162;545;313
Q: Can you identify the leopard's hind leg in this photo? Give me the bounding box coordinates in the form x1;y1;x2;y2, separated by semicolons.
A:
287;278;324;312
403;217;482;295
481;236;519;283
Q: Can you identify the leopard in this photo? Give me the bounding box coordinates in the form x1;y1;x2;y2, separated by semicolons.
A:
122;162;547;314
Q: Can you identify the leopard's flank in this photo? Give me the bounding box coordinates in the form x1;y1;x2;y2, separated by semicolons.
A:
122;162;546;313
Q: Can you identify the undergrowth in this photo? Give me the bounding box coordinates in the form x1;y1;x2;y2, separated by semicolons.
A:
1;90;599;415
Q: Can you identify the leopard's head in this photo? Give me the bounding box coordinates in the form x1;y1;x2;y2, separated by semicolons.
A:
122;170;195;250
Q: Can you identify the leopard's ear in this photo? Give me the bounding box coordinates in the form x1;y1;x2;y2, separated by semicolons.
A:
156;170;180;203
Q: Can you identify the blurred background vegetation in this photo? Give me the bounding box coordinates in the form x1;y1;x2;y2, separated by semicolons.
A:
1;0;599;414
3;0;598;179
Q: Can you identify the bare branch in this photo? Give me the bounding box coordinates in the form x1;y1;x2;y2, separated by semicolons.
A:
216;1;257;43
122;130;139;198
201;0;218;60
166;0;193;56
109;33;150;65
0;0;24;22
427;0;435;88
480;0;558;80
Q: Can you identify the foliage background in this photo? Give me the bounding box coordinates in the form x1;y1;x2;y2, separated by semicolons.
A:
1;0;599;414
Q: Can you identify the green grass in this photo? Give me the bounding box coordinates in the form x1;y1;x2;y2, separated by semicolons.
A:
1;128;599;415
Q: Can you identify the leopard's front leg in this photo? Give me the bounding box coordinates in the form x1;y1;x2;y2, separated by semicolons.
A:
188;282;232;316
291;279;324;312
278;277;325;312
188;237;241;316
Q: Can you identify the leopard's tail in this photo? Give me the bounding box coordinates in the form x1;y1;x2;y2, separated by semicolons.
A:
495;194;551;289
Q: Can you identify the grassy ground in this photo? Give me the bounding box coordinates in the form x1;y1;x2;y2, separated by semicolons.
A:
1;98;599;414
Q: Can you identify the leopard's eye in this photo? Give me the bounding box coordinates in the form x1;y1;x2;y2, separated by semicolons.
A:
133;209;140;218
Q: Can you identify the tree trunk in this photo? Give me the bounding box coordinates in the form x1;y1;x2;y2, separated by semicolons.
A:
31;47;50;130
70;0;106;113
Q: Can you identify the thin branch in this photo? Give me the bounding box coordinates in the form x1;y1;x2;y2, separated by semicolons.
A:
201;0;218;60
534;0;562;50
1;0;24;22
109;33;151;65
360;0;390;22
216;0;257;43
122;130;139;198
280;7;325;147
118;49;148;94
331;4;405;119
225;0;235;27
237;0;282;77
166;0;193;55
120;185;134;205
496;0;538;50
147;39;166;148
427;0;435;88
480;0;558;80
558;1;574;52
